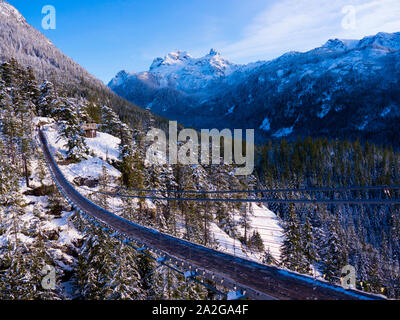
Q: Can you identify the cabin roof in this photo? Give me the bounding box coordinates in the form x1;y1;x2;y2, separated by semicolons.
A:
82;123;97;130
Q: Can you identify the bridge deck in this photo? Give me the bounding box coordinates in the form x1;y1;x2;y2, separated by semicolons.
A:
38;129;385;300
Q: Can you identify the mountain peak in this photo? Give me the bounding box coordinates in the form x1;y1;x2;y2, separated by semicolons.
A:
108;70;131;87
357;31;400;51
209;48;219;56
150;50;193;71
111;48;236;93
321;32;400;53
148;49;234;76
322;38;358;51
167;50;193;61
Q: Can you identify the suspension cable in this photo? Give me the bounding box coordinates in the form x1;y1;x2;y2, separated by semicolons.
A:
77;185;400;205
66;165;400;195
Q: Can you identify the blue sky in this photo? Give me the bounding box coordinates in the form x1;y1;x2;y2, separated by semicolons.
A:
7;0;400;83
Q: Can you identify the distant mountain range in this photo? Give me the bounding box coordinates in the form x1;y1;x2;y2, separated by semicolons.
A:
109;32;400;146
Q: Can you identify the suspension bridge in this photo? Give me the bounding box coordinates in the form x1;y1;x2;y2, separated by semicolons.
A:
38;129;390;300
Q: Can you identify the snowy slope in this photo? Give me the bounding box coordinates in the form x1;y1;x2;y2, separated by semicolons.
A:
41;119;283;265
213;204;283;263
0;143;85;298
249;204;283;261
0;0;25;23
84;132;120;162
41;122;121;181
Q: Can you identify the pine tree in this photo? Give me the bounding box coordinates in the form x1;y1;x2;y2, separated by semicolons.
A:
77;224;115;299
263;247;278;266
108;243;141;300
119;124;138;190
58;102;89;162
101;105;121;137
321;217;348;283
302;217;317;274
281;204;309;273
95;163;110;210
38;81;62;118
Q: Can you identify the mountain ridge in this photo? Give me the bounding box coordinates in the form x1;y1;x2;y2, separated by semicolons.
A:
109;31;400;146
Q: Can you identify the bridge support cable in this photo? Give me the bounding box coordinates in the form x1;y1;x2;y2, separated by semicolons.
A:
75;186;400;205
85;179;400;195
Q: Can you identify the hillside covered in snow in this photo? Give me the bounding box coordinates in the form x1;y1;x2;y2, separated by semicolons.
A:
40;119;284;264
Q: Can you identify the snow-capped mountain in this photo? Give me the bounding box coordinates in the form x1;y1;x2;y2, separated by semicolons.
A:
110;49;237;93
110;32;400;146
109;49;244;115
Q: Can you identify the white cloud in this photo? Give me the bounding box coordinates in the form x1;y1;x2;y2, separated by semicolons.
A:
343;0;400;38
222;0;400;63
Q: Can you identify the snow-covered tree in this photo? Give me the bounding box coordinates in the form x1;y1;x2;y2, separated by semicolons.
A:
101;105;121;137
281;205;309;273
320;216;348;282
38;81;62;118
58;102;89;162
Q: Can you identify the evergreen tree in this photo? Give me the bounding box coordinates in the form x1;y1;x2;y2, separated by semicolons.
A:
281;205;309;273
101;105;121;137
38;81;62;118
58;102;89;162
321;217;348;283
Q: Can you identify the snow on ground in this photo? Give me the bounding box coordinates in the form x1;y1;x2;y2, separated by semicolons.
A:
7;168;83;279
43;123;120;162
211;222;249;260
41;210;82;246
272;126;294;138
42;122;121;181
64;159;121;180
42;125;68;158
22;193;82;249
84;132;120;162
213;204;283;263
249;204;283;262
33;117;55;126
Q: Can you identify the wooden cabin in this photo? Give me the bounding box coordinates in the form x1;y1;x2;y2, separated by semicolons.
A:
82;123;97;138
